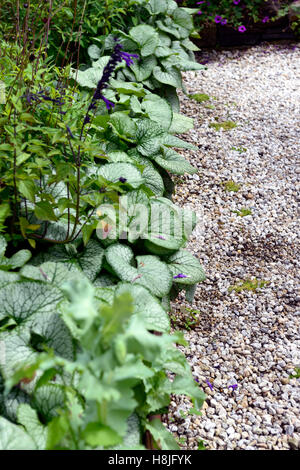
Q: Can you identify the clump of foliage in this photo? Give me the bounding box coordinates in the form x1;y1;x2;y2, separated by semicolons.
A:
289;368;300;379
222;180;241;192
189;93;210;103
232;208;252;217
209;120;237;131
229;278;269;293
231;146;247;154
0;0;207;450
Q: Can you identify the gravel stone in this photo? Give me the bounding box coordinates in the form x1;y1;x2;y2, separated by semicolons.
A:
165;42;300;451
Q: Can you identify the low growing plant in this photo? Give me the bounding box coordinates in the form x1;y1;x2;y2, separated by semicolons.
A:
232;208;252;217
222;180;241;192
209;120;237;131
229;278;269;293
0;240;205;449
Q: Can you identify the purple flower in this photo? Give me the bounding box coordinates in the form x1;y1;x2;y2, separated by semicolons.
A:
205;380;214;391
82;38;138;127
120;51;139;67
229;384;238;390
156;235;166;240
262;16;269;23
197;10;202;14
119;177;127;183
22;90;64;107
173;273;188;279
214;15;222;23
238;25;246;33
233;0;240;4
197;1;205;3
100;94;115;110
221;18;227;25
194;377;200;383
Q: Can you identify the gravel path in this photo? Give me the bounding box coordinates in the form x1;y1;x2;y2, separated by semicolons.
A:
166;42;300;451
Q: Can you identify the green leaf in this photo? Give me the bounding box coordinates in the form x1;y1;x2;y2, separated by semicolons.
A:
162;375;206;409
114;413;142;449
110;79;145;96
82;422;122;448
0;249;32;270
162;134;197;150
181;38;200;51
148;0;177;15
105;244;172;298
184;283;197;303
107;151;133;163
27;311;75;360
160;85;180;112
0;416;36;450
60;278;97;339
17;180;36;203
129;25;159;57
143;198;186;254
20;261;85;286
109;112;137;140
165;249;206;284
145;418;180;450
153;66;182;89
46;414;69;449
17;404;47;450
155;46;173;58
169;113;194;134
172;8;194;37
30;241;105;282
154;148;197;175
0;206;11;233
34;201;58;222
156;20;181;39
160;346;192;375
116;283;170;332
100;293;134;345
141;94;173;131
135;119;166;156
0;281;61;323
158;32;172;47
128;152;164;196
98;163;144;189
177;60;205;71
70;61;110;88
32;384;66;423
119;189;150;243
88;44;101;60
130;56;157;82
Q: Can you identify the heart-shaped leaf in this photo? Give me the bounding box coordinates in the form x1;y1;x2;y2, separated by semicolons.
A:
165;249;206;284
105;244;172;297
30;241;105;282
116;283;170;332
154;148;197;175
141;94;173;131
98;163;144;189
